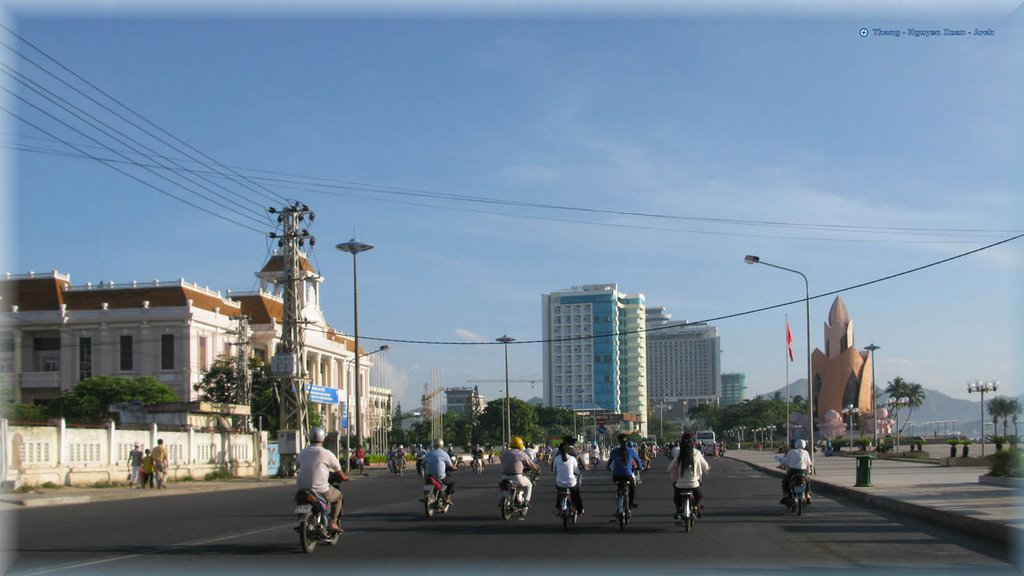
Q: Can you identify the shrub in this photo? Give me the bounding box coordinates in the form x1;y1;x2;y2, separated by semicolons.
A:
40;481;61;489
989;449;1023;478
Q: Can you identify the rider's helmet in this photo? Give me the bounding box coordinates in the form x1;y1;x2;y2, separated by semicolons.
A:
433;438;445;449
309;427;327;444
795;439;807;450
561;435;576;447
398;444;404;450
616;433;629;444
510;437;525;450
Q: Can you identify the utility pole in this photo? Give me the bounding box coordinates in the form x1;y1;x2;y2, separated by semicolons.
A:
268;202;316;476
231;314;252;431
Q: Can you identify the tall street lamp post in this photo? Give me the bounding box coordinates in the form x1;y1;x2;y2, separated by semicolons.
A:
336;238;374;469
967;380;999;457
864;344;881;449
745;255;814;463
843;404;860;453
496;335;515;447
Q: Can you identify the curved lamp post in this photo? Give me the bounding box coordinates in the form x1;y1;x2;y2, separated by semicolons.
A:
887;396;909;454
864;344;881;448
745;255;814;464
496;335;515;447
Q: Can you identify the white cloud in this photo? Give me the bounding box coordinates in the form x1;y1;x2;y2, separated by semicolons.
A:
452;328;485;342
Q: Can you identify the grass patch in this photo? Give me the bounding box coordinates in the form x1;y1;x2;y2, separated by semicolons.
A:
178;475;196;482
40;481;61;489
204;469;232;481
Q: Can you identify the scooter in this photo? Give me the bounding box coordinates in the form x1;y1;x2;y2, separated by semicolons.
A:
498;469;538;520
422;474;452;518
674;488;698;532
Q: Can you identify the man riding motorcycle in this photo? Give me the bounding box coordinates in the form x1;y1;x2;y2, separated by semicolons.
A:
296;427;348;532
500;437;539;509
780;439;814;504
424;438;456;504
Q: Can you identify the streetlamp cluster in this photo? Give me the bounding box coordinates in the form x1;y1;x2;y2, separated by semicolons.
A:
886;396;909;454
843;404;861;452
967;380;999;457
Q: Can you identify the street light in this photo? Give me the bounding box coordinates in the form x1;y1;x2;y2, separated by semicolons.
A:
864;344;881;448
887;396;909;454
336;238;374;467
342;344;390;472
843;404;860;453
745;255;814;462
967;380;999;457
653;402;672;443
496;335;515;447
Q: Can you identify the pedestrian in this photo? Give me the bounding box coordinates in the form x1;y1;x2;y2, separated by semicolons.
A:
141;449;155;488
150;438;169;488
127;441;144;488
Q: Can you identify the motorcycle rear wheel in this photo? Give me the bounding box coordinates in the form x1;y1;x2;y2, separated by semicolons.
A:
500;497;513;521
797;497;804;516
298;516;318;553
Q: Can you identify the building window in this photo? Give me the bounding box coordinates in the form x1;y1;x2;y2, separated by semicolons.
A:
79;337;92;381
161;334;174;370
198;336;208;371
119;335;133;371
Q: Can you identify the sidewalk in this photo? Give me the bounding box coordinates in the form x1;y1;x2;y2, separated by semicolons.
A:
726;448;1024;546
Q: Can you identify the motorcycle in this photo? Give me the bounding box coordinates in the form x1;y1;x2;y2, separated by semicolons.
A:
556;486;579;530
674;488;697;532
471;457;484;475
388;456;406;476
786;472;811;515
498;468;538;520
416;456;425;477
294;472;345;553
422;474;452;518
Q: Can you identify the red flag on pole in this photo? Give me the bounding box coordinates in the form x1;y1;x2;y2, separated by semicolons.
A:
786;319;794;362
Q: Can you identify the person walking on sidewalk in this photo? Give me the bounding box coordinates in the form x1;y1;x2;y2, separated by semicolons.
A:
127;442;144;488
141;449;155;488
150;439;169;489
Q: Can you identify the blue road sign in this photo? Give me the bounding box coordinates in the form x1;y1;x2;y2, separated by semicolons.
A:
305;384;340;405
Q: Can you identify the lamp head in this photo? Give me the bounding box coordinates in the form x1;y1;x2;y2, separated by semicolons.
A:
379;344;392;352
744;255;760;265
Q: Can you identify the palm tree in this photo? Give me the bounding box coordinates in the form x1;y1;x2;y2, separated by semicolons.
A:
987;397;1007;437
885;377;926;435
1009;398;1021;441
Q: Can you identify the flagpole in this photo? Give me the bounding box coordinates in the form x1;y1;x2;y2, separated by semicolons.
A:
785;314;791;448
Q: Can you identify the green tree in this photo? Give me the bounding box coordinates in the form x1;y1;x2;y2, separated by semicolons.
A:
476;398;540;446
50;376;177;424
534;405;576;443
885;377;926;435
195;356;280;433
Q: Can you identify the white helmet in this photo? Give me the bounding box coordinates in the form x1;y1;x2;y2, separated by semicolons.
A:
309;427;326;444
433;438;445;449
795;439;807;450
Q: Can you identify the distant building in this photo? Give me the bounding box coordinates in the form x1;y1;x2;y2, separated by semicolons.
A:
720;373;746;407
645;306;721;408
444;386;486;416
542;283;647;435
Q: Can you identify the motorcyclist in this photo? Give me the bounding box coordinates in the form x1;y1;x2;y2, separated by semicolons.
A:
393;444;407;472
501;437;539;509
607;433;642;509
424;438;456;504
638;442;651;471
415;444;429;476
780;439;814;504
472;445;485;469
552;435;585;516
296;427;348;532
668;433;710;518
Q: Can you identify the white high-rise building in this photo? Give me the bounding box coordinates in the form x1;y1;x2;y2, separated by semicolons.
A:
645;306;720;407
542;284;647;435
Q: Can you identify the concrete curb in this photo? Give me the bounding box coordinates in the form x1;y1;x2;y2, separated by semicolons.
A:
732;457;1017;546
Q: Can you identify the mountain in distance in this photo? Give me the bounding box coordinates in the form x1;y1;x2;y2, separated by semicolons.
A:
755;380;1022;438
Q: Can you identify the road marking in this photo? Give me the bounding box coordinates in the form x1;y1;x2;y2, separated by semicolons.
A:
9;524;291;576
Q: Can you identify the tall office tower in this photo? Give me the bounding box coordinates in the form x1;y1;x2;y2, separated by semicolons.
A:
542;284;647;434
645;306;721;408
720;373;747;407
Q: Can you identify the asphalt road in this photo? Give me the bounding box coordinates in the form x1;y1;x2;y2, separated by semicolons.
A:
3;458;1016;576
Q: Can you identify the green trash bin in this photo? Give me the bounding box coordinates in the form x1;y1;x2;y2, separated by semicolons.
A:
855;455;873;487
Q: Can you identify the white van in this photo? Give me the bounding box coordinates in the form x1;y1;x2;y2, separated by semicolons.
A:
695;431;716;456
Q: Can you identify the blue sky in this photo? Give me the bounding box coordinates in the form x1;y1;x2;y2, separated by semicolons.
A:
2;2;1020;411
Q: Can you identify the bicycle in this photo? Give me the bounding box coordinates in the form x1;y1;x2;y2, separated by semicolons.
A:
614;479;631;531
674;488;697;532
